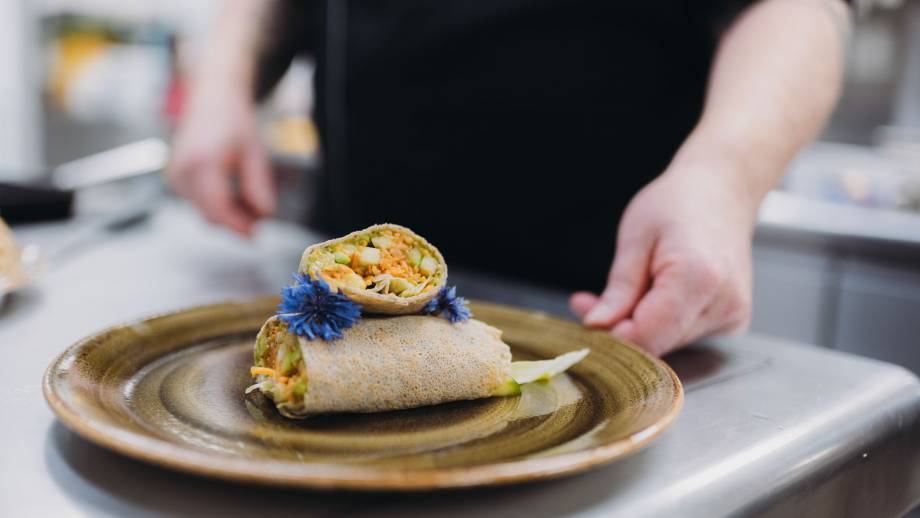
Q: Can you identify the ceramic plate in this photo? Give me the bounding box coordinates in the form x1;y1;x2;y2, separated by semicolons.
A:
43;298;682;490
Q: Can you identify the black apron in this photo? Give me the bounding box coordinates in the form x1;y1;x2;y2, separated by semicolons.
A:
262;0;749;291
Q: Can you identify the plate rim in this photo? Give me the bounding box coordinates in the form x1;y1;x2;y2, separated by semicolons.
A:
42;298;683;491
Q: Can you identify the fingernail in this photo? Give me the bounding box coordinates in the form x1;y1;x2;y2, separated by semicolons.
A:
584;302;613;326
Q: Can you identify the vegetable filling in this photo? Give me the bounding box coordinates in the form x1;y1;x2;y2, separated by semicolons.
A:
308;228;443;297
248;319;308;408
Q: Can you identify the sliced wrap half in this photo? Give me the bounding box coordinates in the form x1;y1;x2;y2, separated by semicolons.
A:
299;224;447;314
249;316;512;418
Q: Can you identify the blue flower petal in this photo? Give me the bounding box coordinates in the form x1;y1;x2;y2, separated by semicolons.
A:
423;285;471;323
276;274;362;340
422;297;439;315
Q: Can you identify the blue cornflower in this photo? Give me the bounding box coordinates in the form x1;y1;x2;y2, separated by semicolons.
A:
423;286;472;323
276;274;362;340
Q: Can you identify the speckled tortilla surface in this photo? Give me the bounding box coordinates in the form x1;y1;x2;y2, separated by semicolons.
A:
293;316;511;415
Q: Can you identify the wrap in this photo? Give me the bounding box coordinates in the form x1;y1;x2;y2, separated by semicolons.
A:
248;315;512;418
299;224;447;314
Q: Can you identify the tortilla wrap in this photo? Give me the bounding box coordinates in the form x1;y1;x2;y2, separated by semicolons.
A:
299;224;447;315
250;315;512;418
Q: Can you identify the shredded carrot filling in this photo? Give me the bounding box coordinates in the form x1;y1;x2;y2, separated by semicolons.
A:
323;264;354;280
355;232;422;282
250;366;276;377
320;229;437;293
250;320;309;405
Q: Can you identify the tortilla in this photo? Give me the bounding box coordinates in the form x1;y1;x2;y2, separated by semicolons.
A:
299;224;447;314
249;315;512;418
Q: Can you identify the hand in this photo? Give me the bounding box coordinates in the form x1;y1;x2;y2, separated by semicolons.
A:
570;160;755;356
167;81;275;237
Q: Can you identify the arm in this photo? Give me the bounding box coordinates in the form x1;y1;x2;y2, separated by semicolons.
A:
571;0;850;355
196;0;269;101
168;0;283;236
683;0;850;213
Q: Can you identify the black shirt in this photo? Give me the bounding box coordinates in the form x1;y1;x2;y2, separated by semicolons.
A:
259;1;751;291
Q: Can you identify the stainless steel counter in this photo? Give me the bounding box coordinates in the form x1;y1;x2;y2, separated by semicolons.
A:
2;201;919;517
758;190;920;253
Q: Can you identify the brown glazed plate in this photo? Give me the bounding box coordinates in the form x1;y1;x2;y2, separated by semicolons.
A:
43;298;683;491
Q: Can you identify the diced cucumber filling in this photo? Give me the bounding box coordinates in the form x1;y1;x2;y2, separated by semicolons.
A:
254;335;267;364
251;321;309;407
280;344;302;376
291;376;308;398
371;235;393;248
312;230;443;297
408;248;422;267
419;256;437;275
358;247;380;266
388;277;414;294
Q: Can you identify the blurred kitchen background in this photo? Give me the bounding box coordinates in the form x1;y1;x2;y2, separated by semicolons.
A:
2;0;920;372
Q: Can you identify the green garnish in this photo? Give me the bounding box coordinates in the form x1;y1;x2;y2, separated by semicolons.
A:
493;379;522;396
510;349;589;384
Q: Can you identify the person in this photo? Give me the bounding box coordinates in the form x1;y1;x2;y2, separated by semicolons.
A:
169;0;850;356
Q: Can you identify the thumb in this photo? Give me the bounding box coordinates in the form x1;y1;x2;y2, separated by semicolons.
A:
569;291;599;319
240;139;276;218
584;237;653;328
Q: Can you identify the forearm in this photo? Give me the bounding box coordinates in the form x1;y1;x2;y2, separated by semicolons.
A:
194;0;279;97
171;0;282;235
671;0;850;216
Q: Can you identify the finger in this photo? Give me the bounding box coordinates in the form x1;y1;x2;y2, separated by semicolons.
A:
240;140;276;218
614;262;717;356
569;291;599;319
611;318;637;343
192;165;255;236
681;290;751;345
583;239;653;328
165;156;193;199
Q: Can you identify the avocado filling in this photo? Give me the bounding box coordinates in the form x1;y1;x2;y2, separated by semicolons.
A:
306;228;444;297
247;319;308;410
